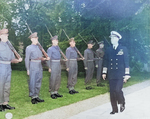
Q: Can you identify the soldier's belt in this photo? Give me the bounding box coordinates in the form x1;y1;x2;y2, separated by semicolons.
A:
87;60;93;61
51;60;60;62
69;59;77;61
0;60;11;64
31;60;41;62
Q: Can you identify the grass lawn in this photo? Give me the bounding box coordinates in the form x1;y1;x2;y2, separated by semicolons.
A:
0;71;149;119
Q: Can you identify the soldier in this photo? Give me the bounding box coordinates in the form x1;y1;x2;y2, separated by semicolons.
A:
95;41;105;87
47;36;63;99
102;31;130;114
66;38;80;94
0;29;22;111
84;40;95;90
25;32;49;104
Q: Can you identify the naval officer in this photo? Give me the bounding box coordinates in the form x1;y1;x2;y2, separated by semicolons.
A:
102;31;130;114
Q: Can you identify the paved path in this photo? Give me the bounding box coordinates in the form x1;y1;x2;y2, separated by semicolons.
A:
69;80;150;119
25;80;150;119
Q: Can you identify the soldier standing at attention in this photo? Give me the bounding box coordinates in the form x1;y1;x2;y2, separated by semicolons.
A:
84;40;95;90
95;41;105;87
66;38;81;94
25;32;49;104
47;36;63;99
0;29;22;111
102;31;130;114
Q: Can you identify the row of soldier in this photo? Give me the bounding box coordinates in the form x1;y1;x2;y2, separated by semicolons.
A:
0;29;130;115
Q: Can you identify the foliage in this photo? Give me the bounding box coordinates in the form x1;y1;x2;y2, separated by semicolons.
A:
0;0;150;72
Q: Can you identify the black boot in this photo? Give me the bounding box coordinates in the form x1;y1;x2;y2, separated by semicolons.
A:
31;98;38;104
51;94;57;99
35;97;44;102
3;104;15;110
54;93;63;97
72;90;79;93
120;102;125;112
69;90;75;94
0;105;5;112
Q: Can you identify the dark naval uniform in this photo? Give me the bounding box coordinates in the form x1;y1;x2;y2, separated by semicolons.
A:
25;44;43;99
103;44;129;112
47;46;61;96
0;42;15;105
66;47;78;92
84;48;95;88
96;48;104;85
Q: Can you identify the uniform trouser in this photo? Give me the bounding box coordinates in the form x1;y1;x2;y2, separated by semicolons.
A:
96;59;103;84
67;60;78;90
109;79;125;111
85;61;94;86
49;61;61;94
29;62;43;98
0;64;11;104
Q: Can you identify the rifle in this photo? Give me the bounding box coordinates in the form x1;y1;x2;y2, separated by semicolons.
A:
103;36;111;46
92;34;99;44
62;29;84;60
45;25;67;61
6;40;21;59
25;22;49;58
78;33;100;59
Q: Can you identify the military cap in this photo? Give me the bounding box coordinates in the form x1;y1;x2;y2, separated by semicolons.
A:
98;41;104;44
28;32;38;39
68;37;75;43
109;31;122;39
87;40;95;45
0;29;8;35
51;35;58;40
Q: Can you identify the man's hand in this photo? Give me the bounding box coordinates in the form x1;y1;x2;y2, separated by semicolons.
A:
48;68;51;72
27;70;30;75
46;57;50;60
11;58;23;63
102;74;106;80
66;68;69;71
95;65;98;68
123;75;131;83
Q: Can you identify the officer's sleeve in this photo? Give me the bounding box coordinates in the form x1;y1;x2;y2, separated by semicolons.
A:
123;47;130;75
83;50;88;67
25;47;31;71
66;48;70;69
102;48;109;74
47;48;52;69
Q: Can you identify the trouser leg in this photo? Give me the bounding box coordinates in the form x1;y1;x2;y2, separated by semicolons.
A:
4;71;11;103
35;70;43;97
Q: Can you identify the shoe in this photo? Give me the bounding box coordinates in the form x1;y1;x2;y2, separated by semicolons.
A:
110;110;118;114
0;105;5;112
31;98;38;104
51;94;57;99
86;86;92;90
3;104;15;110
97;83;105;87
120;103;125;112
69;90;75;94
72;90;79;93
55;93;63;97
35;97;44;102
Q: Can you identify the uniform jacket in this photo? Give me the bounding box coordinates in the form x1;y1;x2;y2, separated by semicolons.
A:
103;44;129;80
